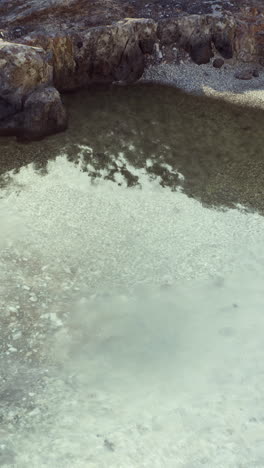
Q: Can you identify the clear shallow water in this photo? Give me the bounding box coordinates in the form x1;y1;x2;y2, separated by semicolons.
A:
1;83;264;212
1;84;264;467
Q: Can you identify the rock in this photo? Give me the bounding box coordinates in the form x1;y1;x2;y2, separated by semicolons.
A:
157;10;264;65
0;0;264;141
139;37;155;54
73;20;148;87
23;33;76;91
213;58;225;68
0;41;66;140
157;18;181;45
189;40;213;65
23;19;156;90
212;30;234;59
158;15;232;65
0;87;67;140
0;97;16;121
213;36;233;59
22;87;68;140
0;41;52;107
12;26;27;39
234;69;253;80
252;68;259;77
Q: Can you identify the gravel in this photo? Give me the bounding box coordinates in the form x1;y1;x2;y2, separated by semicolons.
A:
141;61;264;108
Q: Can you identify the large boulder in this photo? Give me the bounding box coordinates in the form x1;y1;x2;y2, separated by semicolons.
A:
0;41;52;106
22;19;157;91
0;41;67;140
23;87;67;140
0;86;67;140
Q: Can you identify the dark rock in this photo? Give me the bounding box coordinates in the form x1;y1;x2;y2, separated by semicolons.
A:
157;19;181;45
252;68;259;77
115;41;145;82
157;15;235;66
213;58;225;68
24;19;156;90
0;87;67;141
139;37;155;54
22;87;68;139
0;96;17;120
12;26;27;39
189;40;213;65
213;34;233;59
234;69;253;80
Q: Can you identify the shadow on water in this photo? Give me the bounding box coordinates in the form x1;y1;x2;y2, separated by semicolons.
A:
1;82;264;212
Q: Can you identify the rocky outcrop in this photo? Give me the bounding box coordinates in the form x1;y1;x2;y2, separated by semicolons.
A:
0;13;158;139
1;0;264;140
234;7;264;63
0;41;52;106
0;41;67;140
21;19;157;91
157;14;235;64
157;8;264;66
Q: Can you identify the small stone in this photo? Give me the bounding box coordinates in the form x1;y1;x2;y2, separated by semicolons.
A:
29;296;37;302
234;70;253;80
253;69;259;77
213;58;224;69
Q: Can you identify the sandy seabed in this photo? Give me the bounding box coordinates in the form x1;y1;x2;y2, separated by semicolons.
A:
1;154;264;467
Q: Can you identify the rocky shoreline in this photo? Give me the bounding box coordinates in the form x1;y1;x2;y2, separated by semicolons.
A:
1;0;264;140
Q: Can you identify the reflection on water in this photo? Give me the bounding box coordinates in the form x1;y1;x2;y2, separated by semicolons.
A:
1;83;264;211
1;84;264;467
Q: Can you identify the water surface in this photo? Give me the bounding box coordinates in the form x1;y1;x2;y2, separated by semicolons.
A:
1;84;264;467
1;83;264;212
